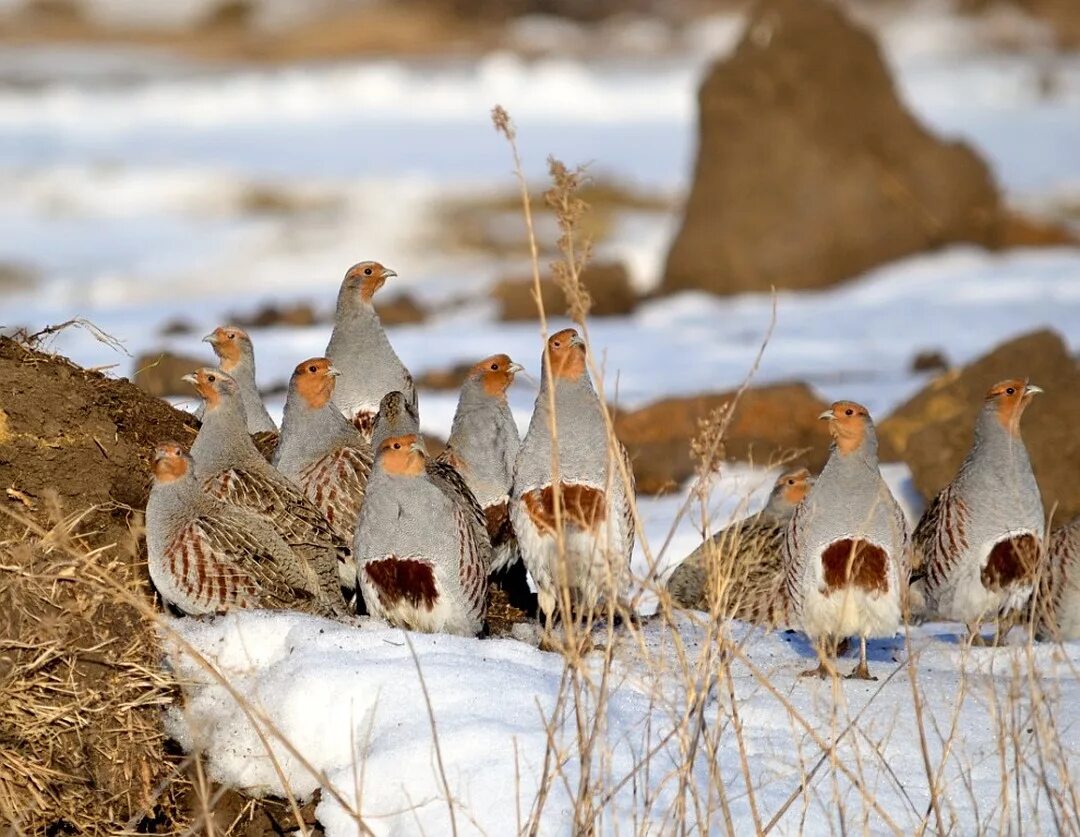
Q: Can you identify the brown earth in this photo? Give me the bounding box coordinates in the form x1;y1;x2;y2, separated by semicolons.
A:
661;0;1020;297
378;292;428;326
227;301;322;330
0;335;200;831
879;329;1080;521
133;349;207;397
417;360;475;391
492;261;637;322
614;383;832;495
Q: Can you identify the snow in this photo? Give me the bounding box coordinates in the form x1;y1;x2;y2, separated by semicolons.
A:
166;607;1080;834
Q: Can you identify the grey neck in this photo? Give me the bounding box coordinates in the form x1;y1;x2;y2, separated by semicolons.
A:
447;378;519;503
191;396;260;475
516;373;608;489
275;389;362;473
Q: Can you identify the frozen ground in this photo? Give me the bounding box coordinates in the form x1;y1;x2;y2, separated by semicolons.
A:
167;606;1080;834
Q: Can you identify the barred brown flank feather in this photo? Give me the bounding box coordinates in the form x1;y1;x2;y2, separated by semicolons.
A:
821;538;889;595
523;484;607;535
365;558;439;609
353;411;377;438
982;533;1040;591
913;484;969;588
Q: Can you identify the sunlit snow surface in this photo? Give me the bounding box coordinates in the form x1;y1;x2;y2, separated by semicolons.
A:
167;608;1080;834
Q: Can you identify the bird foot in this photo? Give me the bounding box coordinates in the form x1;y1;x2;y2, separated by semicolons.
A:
800;662;833;679
845;662;877;681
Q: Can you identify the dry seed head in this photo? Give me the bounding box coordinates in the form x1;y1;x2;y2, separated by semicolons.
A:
691;404;731;477
491;105;515;140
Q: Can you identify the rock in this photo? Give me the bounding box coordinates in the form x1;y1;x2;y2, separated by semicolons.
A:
879;330;1080;520
377;293;427;326
492;260;636;322
132;351;207;398
911;350;949;374
158;317;197;336
228;301;321;329
661;0;1005;297
614;383;831;494
416;361;475;391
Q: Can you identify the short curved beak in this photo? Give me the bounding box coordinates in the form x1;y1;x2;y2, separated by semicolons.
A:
409;439;426;454
818;410;834;421
383;269;398;279
326;365;341;378
569;334;586;348
181;373;198;385
507;362;525;375
1025;384;1044;396
201;333;215;345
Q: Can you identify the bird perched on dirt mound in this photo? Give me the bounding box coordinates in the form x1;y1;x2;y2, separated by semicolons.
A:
911;379;1044;643
146;442;337;617
274;357;373;582
355;434;491;636
668;467;812;625
784;402;909;679
325;261;416;440
200;325;277;436
184;367;350;614
512;328;635;626
1037;516;1080;641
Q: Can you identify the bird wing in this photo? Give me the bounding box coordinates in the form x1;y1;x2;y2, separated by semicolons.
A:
781;502;806;623
299;443;373;541
426;459;491;568
614;440;637;562
911;482;968;590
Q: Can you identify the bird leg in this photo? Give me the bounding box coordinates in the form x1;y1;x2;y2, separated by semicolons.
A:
801;637;837;679
845;636;877;681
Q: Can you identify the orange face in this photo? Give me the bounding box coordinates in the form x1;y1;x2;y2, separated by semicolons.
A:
344;261;397;303
547;328;586;380
378;433;426;476
182;367;232;410
151;442;189;483
292;357;338;409
986;378;1041;435
472;353;522;397
204;326;246;371
776;467;812;505
820;401;871;455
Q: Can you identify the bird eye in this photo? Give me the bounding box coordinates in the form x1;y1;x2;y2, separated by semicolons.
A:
490;362;499;371
364;267;373;276
553;341;561;348
844;408;853;416
392;442;401;450
1006;387;1015;395
207;374;216;383
308;365;317;373
227;333;235;340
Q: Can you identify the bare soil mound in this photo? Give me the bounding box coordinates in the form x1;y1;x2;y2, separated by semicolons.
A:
662;0;1006;296
0;335;198;831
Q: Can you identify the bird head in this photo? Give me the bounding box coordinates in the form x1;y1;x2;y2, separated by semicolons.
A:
151;441;191;483
291;357;340;409
182;367;240;411
378;433;427;476
775;467;813;506
470;353;524;397
343;261;397;303
546;328;587;380
986;378;1042;436
819;401;872;456
202;325;250;372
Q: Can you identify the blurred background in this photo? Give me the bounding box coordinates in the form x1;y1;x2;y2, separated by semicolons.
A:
2;0;1080;534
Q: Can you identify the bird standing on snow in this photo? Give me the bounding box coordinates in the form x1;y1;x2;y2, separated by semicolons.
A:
274;357;373;581
146;442;335;617
185;367;350;614
669;467;813;626
912;380;1044;642
355;434;490;636
511;328;635;625
200;325;278;435
437;354;524;573
325;261;416;440
1037;517;1080;641
784;402;908;679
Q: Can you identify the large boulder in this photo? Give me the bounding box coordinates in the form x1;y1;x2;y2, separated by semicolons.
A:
879;330;1080;521
614;383;831;494
661;0;1004;296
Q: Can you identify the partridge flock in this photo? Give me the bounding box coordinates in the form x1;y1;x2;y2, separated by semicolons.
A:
144;260;1077;674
